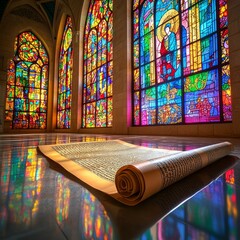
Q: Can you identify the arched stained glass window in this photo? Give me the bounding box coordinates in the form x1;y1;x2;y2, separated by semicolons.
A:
82;0;113;128
133;0;231;126
5;31;49;129
57;16;73;129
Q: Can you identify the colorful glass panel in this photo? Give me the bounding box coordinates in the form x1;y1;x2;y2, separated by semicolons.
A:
219;0;228;28
5;31;49;129
221;29;229;63
82;0;113;128
134;91;140;125
132;0;231;126
184;70;220;123
158;80;182;124
57;16;73;129
222;65;232;121
141;87;156;125
107;97;113;127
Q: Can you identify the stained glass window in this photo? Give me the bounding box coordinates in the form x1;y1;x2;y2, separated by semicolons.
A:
133;0;231;125
82;0;113;128
57;16;73;128
5;31;49;129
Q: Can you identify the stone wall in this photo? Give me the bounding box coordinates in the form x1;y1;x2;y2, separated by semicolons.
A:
0;0;239;137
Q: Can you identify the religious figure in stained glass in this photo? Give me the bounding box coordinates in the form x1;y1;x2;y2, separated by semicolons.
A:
159;23;178;80
156;7;180;82
133;0;231;126
57;16;73;129
82;0;113;128
5;31;49;129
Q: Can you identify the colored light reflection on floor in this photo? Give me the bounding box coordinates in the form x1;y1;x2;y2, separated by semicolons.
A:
0;134;240;239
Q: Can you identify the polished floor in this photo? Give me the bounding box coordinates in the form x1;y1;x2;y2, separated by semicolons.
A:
0;133;240;240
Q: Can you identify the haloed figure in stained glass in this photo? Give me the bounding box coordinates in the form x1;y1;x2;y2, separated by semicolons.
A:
133;0;232;126
159;22;177;80
156;7;181;83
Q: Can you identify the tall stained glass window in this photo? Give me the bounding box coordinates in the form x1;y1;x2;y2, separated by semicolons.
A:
133;0;231;125
57;16;73;129
82;0;113;128
5;31;49;129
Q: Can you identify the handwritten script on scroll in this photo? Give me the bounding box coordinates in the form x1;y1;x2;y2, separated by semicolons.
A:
38;140;233;206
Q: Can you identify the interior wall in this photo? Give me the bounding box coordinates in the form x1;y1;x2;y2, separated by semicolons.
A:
0;0;54;133
0;0;239;137
228;0;240;137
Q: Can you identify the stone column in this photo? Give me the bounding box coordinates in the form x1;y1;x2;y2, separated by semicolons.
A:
228;0;240;136
112;0;132;134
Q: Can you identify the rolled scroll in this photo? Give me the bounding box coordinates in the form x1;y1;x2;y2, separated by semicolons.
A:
115;142;233;205
38;140;233;206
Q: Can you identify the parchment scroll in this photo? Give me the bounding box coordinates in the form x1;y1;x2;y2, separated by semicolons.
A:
38;140;233;206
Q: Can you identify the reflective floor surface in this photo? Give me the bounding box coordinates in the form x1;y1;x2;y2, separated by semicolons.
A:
0;133;240;240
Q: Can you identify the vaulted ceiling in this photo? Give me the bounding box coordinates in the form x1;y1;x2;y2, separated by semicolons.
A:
41;1;55;25
0;0;55;26
0;0;9;22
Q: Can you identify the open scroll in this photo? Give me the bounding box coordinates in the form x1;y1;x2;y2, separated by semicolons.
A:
38;140;233;206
